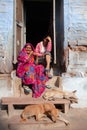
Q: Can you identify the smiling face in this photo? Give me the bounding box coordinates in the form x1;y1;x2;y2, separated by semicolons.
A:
25;45;32;54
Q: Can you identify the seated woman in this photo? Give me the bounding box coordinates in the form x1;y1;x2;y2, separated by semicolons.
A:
16;43;48;98
35;36;52;78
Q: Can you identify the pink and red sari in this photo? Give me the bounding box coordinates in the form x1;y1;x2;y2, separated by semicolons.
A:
16;43;48;98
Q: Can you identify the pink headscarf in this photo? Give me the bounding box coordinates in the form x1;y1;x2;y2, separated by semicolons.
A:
22;43;35;52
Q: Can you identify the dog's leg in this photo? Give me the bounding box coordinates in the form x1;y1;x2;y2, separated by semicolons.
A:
39;116;48;121
20;112;28;122
35;113;46;121
36;114;48;121
51;115;57;123
57;115;70;125
48;97;55;101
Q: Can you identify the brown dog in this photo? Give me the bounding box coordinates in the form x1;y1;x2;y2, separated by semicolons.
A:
20;103;69;125
43;89;78;103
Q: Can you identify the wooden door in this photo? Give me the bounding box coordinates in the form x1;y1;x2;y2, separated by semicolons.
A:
54;0;64;68
13;0;24;63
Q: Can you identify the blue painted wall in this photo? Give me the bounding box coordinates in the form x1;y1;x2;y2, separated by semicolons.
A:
64;0;87;47
0;0;13;73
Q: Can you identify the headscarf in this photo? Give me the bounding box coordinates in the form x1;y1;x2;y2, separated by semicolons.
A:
17;43;35;63
22;43;35;52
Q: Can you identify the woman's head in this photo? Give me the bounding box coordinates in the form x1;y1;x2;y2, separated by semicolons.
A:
43;36;51;47
24;43;34;54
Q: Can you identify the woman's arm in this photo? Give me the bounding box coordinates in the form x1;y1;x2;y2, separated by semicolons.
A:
46;42;52;52
35;42;43;56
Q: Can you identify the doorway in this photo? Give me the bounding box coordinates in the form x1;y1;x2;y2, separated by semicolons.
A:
24;0;53;47
15;0;64;74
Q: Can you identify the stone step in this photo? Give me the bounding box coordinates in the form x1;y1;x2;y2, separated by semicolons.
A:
12;75;63;97
1;97;70;117
8;115;65;130
46;76;62;89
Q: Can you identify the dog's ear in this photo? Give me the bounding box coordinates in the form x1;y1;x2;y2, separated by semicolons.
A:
72;90;77;93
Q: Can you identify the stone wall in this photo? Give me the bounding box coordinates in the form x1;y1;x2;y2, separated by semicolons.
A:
0;0;14;99
63;0;87;108
64;0;87;76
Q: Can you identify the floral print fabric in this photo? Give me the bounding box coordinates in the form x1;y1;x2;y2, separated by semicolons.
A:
16;43;48;98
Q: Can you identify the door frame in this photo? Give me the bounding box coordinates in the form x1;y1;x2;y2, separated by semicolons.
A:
13;0;64;69
13;0;24;64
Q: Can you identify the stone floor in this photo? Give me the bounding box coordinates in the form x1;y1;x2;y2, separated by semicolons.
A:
0;107;87;130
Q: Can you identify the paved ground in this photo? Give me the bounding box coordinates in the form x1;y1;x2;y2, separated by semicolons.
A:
0;107;87;130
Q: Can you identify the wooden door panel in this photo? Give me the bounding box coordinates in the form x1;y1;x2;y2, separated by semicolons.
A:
16;24;22;57
16;0;22;22
16;0;23;57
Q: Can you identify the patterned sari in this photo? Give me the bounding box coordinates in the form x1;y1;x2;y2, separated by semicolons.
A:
16;43;48;98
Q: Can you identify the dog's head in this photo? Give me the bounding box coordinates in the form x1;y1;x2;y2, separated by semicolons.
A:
64;90;78;103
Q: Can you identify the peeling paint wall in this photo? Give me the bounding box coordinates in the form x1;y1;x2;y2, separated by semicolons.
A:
63;0;87;108
64;0;87;76
0;0;14;99
1;0;87;75
0;0;13;73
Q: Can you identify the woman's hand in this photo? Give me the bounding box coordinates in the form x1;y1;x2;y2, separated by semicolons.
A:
30;51;33;55
28;51;33;58
46;36;52;42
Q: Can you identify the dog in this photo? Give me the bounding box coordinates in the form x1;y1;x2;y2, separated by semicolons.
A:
20;103;70;125
43;89;78;103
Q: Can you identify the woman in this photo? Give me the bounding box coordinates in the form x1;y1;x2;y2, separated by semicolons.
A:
35;36;52;78
16;43;48;98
